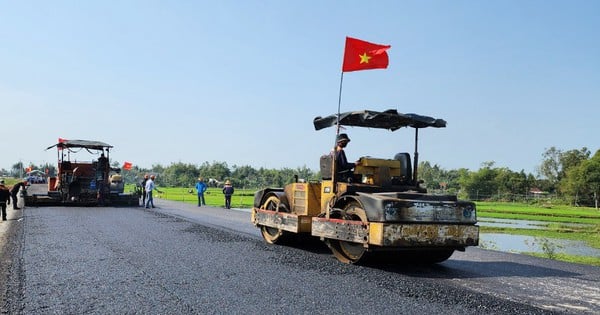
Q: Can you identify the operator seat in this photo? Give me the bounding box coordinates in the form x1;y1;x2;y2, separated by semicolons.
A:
320;154;333;180
393;153;412;184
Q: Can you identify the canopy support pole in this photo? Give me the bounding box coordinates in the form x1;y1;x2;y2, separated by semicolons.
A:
413;128;419;186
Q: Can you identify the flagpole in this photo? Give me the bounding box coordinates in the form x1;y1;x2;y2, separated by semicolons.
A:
336;71;344;137
330;71;345;197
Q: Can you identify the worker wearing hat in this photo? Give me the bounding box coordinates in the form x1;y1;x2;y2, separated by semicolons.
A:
222;180;234;209
335;133;359;182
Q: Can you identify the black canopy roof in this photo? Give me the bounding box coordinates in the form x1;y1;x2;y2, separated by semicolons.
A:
313;109;446;131
46;139;113;151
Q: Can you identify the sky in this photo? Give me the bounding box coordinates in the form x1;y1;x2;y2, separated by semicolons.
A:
1;1;598;175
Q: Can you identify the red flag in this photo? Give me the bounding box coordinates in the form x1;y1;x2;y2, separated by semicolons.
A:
342;37;391;72
123;161;133;170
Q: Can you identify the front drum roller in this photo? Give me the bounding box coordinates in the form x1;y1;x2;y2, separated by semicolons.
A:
259;195;288;244
326;202;369;264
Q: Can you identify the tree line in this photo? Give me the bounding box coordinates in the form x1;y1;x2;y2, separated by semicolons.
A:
420;147;599;208
121;161;316;189
4;147;599;208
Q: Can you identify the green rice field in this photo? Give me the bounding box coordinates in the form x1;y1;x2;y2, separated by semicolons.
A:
126;185;255;208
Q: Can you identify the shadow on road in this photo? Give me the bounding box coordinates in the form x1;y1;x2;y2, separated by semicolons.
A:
361;258;580;279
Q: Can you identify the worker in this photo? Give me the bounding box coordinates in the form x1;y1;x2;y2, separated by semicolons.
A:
222;180;234;209
0;180;10;221
97;153;108;179
10;181;28;210
334;133;360;182
145;175;162;208
195;177;207;206
140;174;149;206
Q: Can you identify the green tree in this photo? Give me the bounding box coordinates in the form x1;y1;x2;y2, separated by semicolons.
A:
162;162;199;187
418;161;438;189
495;168;531;200
295;165;317;182
11;162;24;178
198;161;231;183
278;168;299;186
417;161;458;193
459;161;499;200
538;147;562;188
584;153;600;209
538;147;590;194
150;163;165;185
562;166;586;206
449;168;470;196
231;165;259;188
562;150;600;208
560;148;590;176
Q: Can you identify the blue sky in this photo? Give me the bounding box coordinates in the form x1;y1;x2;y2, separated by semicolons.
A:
1;1;598;175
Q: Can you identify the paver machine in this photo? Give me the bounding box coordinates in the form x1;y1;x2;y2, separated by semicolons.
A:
251;109;479;264
25;139;139;207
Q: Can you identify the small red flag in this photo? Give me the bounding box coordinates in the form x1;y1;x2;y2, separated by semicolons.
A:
123;161;133;170
342;37;391;72
58;137;67;150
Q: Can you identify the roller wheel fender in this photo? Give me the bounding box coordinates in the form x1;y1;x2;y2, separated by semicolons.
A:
335;195;369;224
259;194;289;244
260;192;289;212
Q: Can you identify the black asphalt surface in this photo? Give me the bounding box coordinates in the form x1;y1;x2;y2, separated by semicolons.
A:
1;186;599;314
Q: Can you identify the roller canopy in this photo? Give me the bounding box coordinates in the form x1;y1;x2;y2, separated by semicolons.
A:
46;140;113;151
313;109;446;131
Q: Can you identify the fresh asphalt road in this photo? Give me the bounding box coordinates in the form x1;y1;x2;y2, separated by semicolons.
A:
0;185;599;314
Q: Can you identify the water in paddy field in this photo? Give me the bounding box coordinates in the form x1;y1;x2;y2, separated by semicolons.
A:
478;218;548;230
478;217;593;230
478;218;600;257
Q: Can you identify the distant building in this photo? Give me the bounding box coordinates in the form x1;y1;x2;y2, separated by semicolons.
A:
529;187;548;198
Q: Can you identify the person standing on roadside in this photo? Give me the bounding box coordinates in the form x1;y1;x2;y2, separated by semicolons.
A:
10;180;27;210
145;175;161;208
222;180;234;209
195;177;207;207
140;174;149;207
0;180;11;221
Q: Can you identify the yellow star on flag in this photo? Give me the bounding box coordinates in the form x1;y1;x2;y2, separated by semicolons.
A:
359;52;371;64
